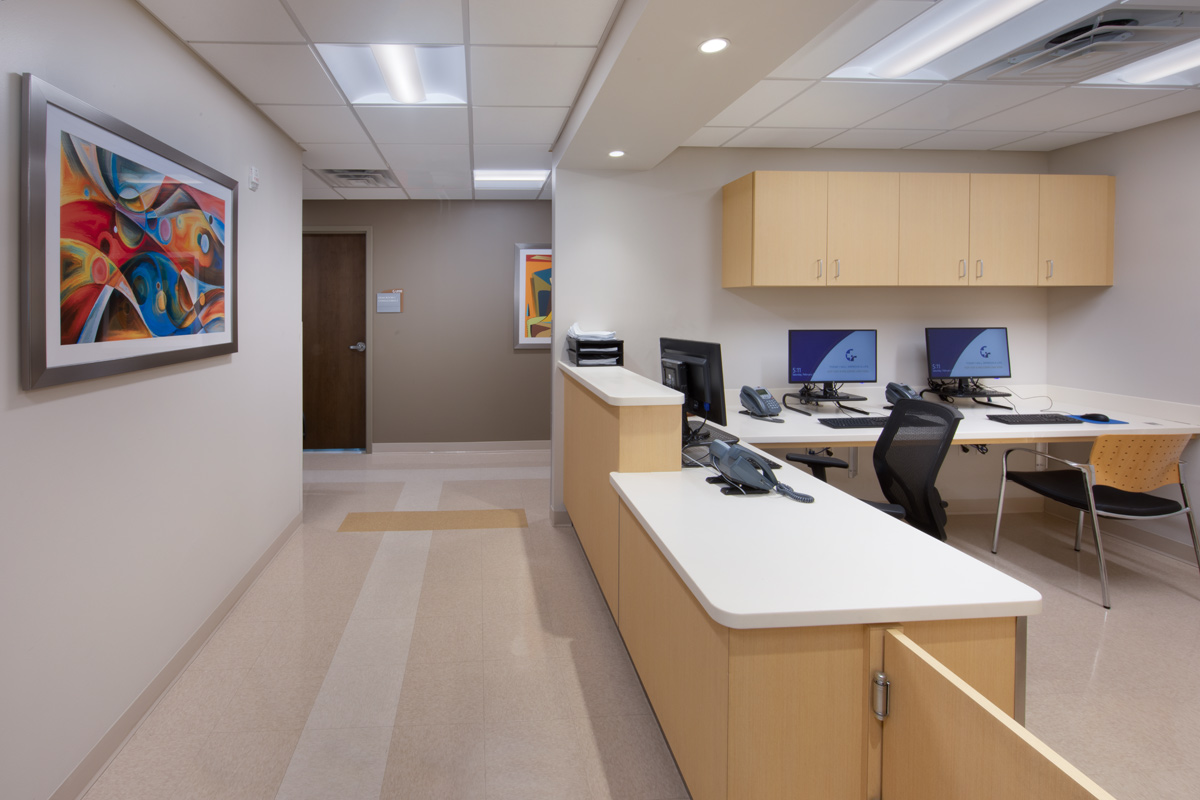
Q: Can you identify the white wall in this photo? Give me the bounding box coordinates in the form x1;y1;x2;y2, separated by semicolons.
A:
0;2;303;798
1047;112;1200;548
551;146;1048;513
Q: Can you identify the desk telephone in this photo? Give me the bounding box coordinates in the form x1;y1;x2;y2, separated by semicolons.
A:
740;385;781;417
709;441;813;503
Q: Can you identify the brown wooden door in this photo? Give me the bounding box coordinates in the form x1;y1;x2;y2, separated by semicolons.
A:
302;233;366;449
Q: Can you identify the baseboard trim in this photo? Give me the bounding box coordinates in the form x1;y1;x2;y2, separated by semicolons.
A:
372;440;551;453
552;507;573;528
54;512;302;800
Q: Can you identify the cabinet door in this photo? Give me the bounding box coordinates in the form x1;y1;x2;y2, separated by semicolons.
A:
969;174;1039;285
828;172;899;285
899;173;970;286
753;171;829;286
1038;175;1114;286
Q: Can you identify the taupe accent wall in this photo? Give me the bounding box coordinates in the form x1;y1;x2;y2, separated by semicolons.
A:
303;200;552;444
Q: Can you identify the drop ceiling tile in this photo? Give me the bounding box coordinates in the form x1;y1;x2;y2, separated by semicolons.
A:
396;170;473;192
302;169;343;199
379;144;470;172
356;106;469;144
137;0;304;42
709;80;813;127
470;46;594;106
815;129;936;149
473;144;553;170
259;105;369;144
682;127;743;147
300;143;386;169
961;87;1183;132
336;188;412;200
472;107;567;145
191;44;343;105
1059;89;1200;133
469;0;617;46
758;81;938;129
994;131;1112;151
286;0;464;43
475;189;544;200
769;0;933;80
905;130;1040;150
723;128;844;148
406;186;474;200
859;83;1060;130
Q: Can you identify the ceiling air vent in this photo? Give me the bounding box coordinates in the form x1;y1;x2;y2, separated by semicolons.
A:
315;168;400;189
963;7;1200;83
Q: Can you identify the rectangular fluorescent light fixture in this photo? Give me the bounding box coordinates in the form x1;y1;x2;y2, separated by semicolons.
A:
1116;38;1200;84
317;44;466;104
869;0;1045;79
473;169;549;184
371;44;425;103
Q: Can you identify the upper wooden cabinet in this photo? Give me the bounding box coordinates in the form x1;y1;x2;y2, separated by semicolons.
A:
725;170;1114;288
1039;174;1115;286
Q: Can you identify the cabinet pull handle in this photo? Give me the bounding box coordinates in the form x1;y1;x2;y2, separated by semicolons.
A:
1047;259;1054;279
959;259;966;279
834;259;841;278
817;259;823;278
976;259;983;279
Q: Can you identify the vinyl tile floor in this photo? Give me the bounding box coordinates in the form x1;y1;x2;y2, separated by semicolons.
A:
80;450;1200;799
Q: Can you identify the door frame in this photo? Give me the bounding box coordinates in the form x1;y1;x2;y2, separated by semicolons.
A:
302;226;374;453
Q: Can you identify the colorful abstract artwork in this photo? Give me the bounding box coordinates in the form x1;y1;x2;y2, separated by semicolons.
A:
20;74;237;389
514;245;551;349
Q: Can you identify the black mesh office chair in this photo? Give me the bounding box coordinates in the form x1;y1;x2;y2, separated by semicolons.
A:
787;399;964;540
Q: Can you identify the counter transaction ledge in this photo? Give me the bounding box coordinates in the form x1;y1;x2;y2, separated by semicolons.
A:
559;361;1125;800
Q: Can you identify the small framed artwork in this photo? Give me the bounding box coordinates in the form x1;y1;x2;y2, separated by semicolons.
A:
19;73;238;389
514;243;551;349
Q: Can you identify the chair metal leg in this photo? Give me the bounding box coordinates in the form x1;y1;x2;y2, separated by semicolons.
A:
991;474;1009;554
1074;511;1084;552
1084;495;1111;609
1180;483;1200;577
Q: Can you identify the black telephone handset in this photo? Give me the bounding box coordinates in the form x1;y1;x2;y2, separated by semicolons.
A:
885;382;920;404
740;385;782;417
709;441;814;502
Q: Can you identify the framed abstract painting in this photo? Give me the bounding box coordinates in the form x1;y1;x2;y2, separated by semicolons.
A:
514;243;551;349
19;74;238;389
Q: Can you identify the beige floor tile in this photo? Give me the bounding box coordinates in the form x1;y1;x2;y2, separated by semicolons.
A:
331;617;416;667
380;724;486;800
82;731;209;800
189;619;278;671
395;660;485;726
408;613;483;662
252;617;348;673
483;657;570;723
213;669;328;732
226;578;364;624
482;612;572;661
438;480;527;512
425;529;484;583
138;668;248;736
302;482;403;527
274;727;393;800
351;531;430;620
554;656;651;719
574;715;688;800
416;577;484;618
305;662;407;729
484;718;592;799
180;729;301;800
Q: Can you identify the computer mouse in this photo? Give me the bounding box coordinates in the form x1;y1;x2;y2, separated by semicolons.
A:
1080;413;1110;422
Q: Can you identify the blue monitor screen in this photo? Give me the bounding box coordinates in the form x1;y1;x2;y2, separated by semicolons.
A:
926;327;1011;379
788;330;877;384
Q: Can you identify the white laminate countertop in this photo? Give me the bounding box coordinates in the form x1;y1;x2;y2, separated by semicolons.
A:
610;466;1042;630
559;362;682;407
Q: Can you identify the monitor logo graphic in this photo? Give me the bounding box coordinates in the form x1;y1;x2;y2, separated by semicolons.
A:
845;348;857;362
980;346;991;358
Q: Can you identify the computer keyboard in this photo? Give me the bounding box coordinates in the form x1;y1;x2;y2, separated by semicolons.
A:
687;423;739;444
818;416;890;429
987;413;1083;425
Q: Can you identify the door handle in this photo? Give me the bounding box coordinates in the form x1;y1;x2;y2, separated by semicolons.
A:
976;259;983;279
816;259;823;279
959;259;966;279
1047;260;1054;279
834;259;840;278
349;341;366;352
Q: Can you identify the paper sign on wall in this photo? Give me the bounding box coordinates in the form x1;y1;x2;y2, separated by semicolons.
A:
376;289;403;313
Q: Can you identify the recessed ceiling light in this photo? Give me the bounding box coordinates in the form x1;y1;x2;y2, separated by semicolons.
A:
317;43;467;105
608;150;625;158
473;169;549;190
699;38;729;54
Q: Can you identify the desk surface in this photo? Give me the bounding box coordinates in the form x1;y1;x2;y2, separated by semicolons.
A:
611;465;1042;629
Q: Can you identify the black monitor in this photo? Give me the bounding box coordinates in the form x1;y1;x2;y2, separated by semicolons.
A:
788;329;877;400
660;337;728;429
925;327;1011;394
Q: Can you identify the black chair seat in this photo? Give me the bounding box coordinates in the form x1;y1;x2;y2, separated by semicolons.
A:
865;500;906;519
1007;470;1184;517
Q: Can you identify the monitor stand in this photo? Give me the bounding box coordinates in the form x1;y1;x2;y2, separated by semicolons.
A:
927;378;1013;408
784;383;868;415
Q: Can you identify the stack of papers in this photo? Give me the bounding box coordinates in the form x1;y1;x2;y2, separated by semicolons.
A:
567;323;616;341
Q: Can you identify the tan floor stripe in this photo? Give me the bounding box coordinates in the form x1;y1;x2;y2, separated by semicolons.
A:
339;509;528;532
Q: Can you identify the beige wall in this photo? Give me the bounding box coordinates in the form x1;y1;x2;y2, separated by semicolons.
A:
303;200;552;445
0;1;304;797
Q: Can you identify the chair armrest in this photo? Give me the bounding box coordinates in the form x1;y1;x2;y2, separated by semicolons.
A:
1001;446;1087;471
786;453;850;471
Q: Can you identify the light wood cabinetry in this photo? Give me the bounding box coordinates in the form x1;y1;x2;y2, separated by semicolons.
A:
727;170;1113;288
1039;174;1115;286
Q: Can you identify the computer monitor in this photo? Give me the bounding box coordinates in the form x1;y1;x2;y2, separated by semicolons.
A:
788;329;877;399
925;327;1011;394
660;337;728;429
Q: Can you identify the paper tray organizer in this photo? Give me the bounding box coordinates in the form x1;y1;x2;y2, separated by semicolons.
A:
567;337;624;366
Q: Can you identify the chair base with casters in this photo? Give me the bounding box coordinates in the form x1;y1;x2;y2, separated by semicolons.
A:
787;399;963;539
992;434;1200;609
